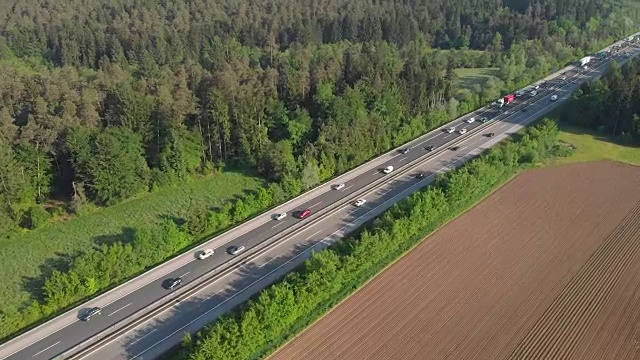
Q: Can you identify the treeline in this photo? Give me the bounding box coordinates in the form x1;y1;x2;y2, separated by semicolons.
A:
170;120;572;360
1;0;628;69
561;58;640;143
0;0;635;234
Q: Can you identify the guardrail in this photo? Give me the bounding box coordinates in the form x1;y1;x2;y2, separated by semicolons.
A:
59;59;595;359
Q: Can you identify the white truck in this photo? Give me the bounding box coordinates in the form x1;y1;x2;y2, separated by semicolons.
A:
579;56;592;67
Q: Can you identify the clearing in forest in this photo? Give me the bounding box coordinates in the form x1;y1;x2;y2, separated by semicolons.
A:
269;161;640;360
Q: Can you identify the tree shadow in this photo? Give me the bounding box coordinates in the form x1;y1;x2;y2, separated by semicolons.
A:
93;227;136;247
21;251;83;302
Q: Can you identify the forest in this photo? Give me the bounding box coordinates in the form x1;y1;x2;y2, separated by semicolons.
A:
0;0;639;342
560;57;640;142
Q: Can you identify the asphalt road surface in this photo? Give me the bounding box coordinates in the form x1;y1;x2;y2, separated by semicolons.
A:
2;39;639;360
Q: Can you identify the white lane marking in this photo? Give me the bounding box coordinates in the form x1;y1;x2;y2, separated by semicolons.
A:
31;341;60;357
305;230;322;241
458;146;468;152
309;201;322;208
500;123;508;129
129;329;157;346
342;185;353;191
399;157;408;162
107;303;132;317
271;222;283;229
205;289;226;301
178;272;190;278
443;134;452;139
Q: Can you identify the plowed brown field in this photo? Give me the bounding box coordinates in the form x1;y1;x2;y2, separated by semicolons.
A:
269;161;640;360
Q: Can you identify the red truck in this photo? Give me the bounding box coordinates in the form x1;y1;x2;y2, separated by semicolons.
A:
503;94;516;104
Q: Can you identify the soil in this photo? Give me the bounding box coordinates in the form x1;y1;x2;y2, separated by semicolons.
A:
268;161;640;360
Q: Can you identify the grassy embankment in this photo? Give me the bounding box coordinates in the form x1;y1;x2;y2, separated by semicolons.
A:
0;171;264;316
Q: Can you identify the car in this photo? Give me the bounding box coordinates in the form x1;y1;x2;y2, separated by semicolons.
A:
402;147;412;154
445;127;455;133
294;209;312;219
227;245;246;255
332;183;345;190
354;199;367;207
383;165;393;174
458;128;467;135
515;91;523;97
273;212;287;220
198;249;214;260
487;132;495;137
479;117;488;123
165;277;183;290
80;307;102;321
530;90;537;96
465;117;475;123
561;76;567;81
550;95;558;101
521;107;527;112
416;172;426;179
450;146;461;151
534;85;540;90
424;145;435;151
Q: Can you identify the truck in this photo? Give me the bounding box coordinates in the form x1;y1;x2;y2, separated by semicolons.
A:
503;94;516;105
579;56;591;67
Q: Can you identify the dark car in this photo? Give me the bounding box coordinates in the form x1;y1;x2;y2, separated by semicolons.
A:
521;107;527;112
294;209;312;219
486;132;495;137
416;172;426;179
424;145;435;151
165;277;183;290
479;117;488;123
227;245;246;255
450;146;461;151
80;307;102;321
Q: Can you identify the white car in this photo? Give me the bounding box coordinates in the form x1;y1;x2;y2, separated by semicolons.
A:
561;76;567;81
465;117;475;123
530;90;537;96
354;199;367;207
332;183;345;190
445;127;456;133
273;212;287;220
534;85;540;90
458;128;467;135
198;249;214;260
550;95;558;101
383;166;394;174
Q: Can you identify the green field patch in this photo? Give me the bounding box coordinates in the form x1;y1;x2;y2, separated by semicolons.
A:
0;171;264;315
550;127;640;166
454;67;500;90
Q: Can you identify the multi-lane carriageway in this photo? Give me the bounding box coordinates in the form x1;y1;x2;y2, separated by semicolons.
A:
2;35;640;360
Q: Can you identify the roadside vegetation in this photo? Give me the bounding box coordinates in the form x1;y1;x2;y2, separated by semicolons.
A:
171;119;572;360
1;0;640;343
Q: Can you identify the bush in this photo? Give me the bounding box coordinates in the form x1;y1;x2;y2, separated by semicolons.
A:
22;206;51;230
171;119;569;360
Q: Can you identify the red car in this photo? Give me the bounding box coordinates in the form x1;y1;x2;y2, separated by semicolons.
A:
294;209;312;219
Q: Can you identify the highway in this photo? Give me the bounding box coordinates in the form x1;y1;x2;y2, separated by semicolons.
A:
1;36;638;360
